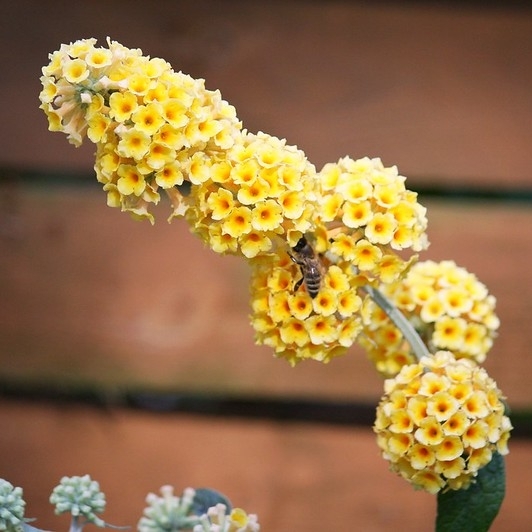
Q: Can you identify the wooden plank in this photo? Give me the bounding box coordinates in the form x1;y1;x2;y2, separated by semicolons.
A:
2;1;532;186
0;401;530;531
0;187;530;407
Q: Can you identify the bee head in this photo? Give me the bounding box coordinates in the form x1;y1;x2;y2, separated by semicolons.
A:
292;236;308;253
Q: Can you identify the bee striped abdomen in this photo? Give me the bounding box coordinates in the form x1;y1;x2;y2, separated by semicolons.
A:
289;236;322;299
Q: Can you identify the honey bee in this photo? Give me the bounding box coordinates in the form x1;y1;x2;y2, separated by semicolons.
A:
289;236;322;299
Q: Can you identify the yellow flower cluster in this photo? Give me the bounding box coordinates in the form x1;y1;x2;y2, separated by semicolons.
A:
318;156;429;285
247;156;430;364
360;260;499;377
39;38;241;222
249;250;364;364
39;39;432;366
182;131;319;258
374;351;511;494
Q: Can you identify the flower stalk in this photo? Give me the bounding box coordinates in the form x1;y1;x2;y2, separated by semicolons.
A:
363;284;430;361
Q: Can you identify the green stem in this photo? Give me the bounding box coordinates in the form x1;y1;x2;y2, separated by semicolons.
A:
363;285;430;362
70;517;83;532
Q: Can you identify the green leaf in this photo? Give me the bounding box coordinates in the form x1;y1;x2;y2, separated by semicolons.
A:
436;452;506;532
190;488;232;516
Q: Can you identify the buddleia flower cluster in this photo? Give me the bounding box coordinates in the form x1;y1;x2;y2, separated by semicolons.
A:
40;38;429;365
318;156;428;282
0;480;26;532
39;38;241;222
374;351;512;494
181;130;320;258
40;37;512;508
360;260;500;377
248;156;429;364
138;486;259;532
50;475;106;527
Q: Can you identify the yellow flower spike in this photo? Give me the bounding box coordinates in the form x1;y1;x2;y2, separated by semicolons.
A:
249;250;368;363
374;351;512;493
40;38;242;221
360;260;500;377
182;130;319;258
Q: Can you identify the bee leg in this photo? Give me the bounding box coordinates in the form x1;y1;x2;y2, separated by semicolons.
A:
293;275;303;292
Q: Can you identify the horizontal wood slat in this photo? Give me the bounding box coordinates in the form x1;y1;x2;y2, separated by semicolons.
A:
0;401;530;531
1;188;530;407
2;1;531;186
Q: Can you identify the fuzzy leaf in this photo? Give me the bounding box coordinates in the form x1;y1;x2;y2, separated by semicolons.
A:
436;452;505;532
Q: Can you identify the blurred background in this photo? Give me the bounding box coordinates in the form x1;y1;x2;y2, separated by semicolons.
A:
1;1;531;530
